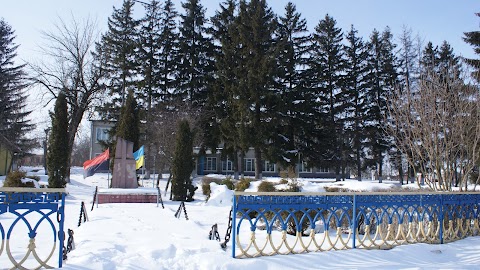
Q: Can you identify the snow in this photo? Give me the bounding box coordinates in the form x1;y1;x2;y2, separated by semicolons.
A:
1;167;480;269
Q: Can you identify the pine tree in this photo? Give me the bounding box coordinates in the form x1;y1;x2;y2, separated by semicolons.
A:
47;92;69;188
233;0;278;179
463;12;480;82
269;2;311;172
342;25;370;181
96;0;139;121
0;19;35;156
306;14;345;180
171;119;195;201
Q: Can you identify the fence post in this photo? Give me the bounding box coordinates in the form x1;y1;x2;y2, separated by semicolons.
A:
58;192;66;268
439;194;444;244
232;194;237;258
352;194;357;249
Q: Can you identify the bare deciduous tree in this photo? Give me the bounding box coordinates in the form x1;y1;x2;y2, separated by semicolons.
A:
149;100;195;193
30;16;106;182
388;68;480;191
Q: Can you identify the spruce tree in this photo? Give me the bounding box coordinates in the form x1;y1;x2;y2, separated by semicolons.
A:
137;0;163;179
233;0;278;179
171;119;195;201
364;27;398;182
176;0;214;108
437;41;461;79
0;19;35;156
96;0;139;121
209;0;242;178
111;90;140;170
343;25;370;181
116;90;141;150
47;92;69;188
420;41;438;73
158;0;179;102
265;2;312;173
463;12;480;82
306;14;345;180
176;0;215;164
137;0;162;108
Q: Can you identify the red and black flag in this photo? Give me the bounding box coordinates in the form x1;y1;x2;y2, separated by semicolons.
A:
83;149;109;178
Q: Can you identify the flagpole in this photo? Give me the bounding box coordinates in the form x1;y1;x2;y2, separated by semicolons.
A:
107;167;110;188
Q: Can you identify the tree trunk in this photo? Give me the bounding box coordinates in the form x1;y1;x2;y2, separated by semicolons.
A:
233;151;239;180
356;145;362;181
239;152;245;179
398;165;404;186
335;164;341;182
166;170;173;200
378;159;383;183
254;147;262;180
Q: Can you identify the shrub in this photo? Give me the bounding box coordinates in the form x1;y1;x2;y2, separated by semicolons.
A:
279;168;302;192
235;178;252;191
3;170;36;188
324;186;349;192
222;176;235;190
279;179;288;185
201;177;222;201
257;181;276;192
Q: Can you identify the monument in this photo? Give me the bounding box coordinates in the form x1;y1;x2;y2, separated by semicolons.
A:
96;137;160;205
111;137;137;188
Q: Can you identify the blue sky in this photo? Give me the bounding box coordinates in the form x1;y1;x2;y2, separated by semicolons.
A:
2;0;478;62
1;0;479;139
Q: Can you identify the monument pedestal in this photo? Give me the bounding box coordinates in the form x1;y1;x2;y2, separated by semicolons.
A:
97;188;160;205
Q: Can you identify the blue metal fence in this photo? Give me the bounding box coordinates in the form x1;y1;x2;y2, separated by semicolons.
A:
233;192;480;258
0;187;66;268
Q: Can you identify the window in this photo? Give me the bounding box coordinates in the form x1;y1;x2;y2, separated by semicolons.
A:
222;159;233;172
244;158;255;172
263;161;276;172
318;167;329;173
96;127;110;142
205;157;217;171
300;162;312;173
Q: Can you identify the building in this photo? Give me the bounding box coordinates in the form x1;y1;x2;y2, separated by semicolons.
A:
194;146;346;179
88;120;115;173
0;134;21;176
89;120;115;159
89;120;348;179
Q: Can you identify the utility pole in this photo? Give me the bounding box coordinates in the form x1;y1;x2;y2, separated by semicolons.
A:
43;128;50;175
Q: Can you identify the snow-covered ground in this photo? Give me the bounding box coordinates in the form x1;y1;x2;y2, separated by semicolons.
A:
1;167;480;269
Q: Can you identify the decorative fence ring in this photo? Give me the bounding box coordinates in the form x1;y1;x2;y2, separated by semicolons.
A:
232;191;480;258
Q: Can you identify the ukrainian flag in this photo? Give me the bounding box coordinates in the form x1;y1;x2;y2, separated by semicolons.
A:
133;145;144;170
